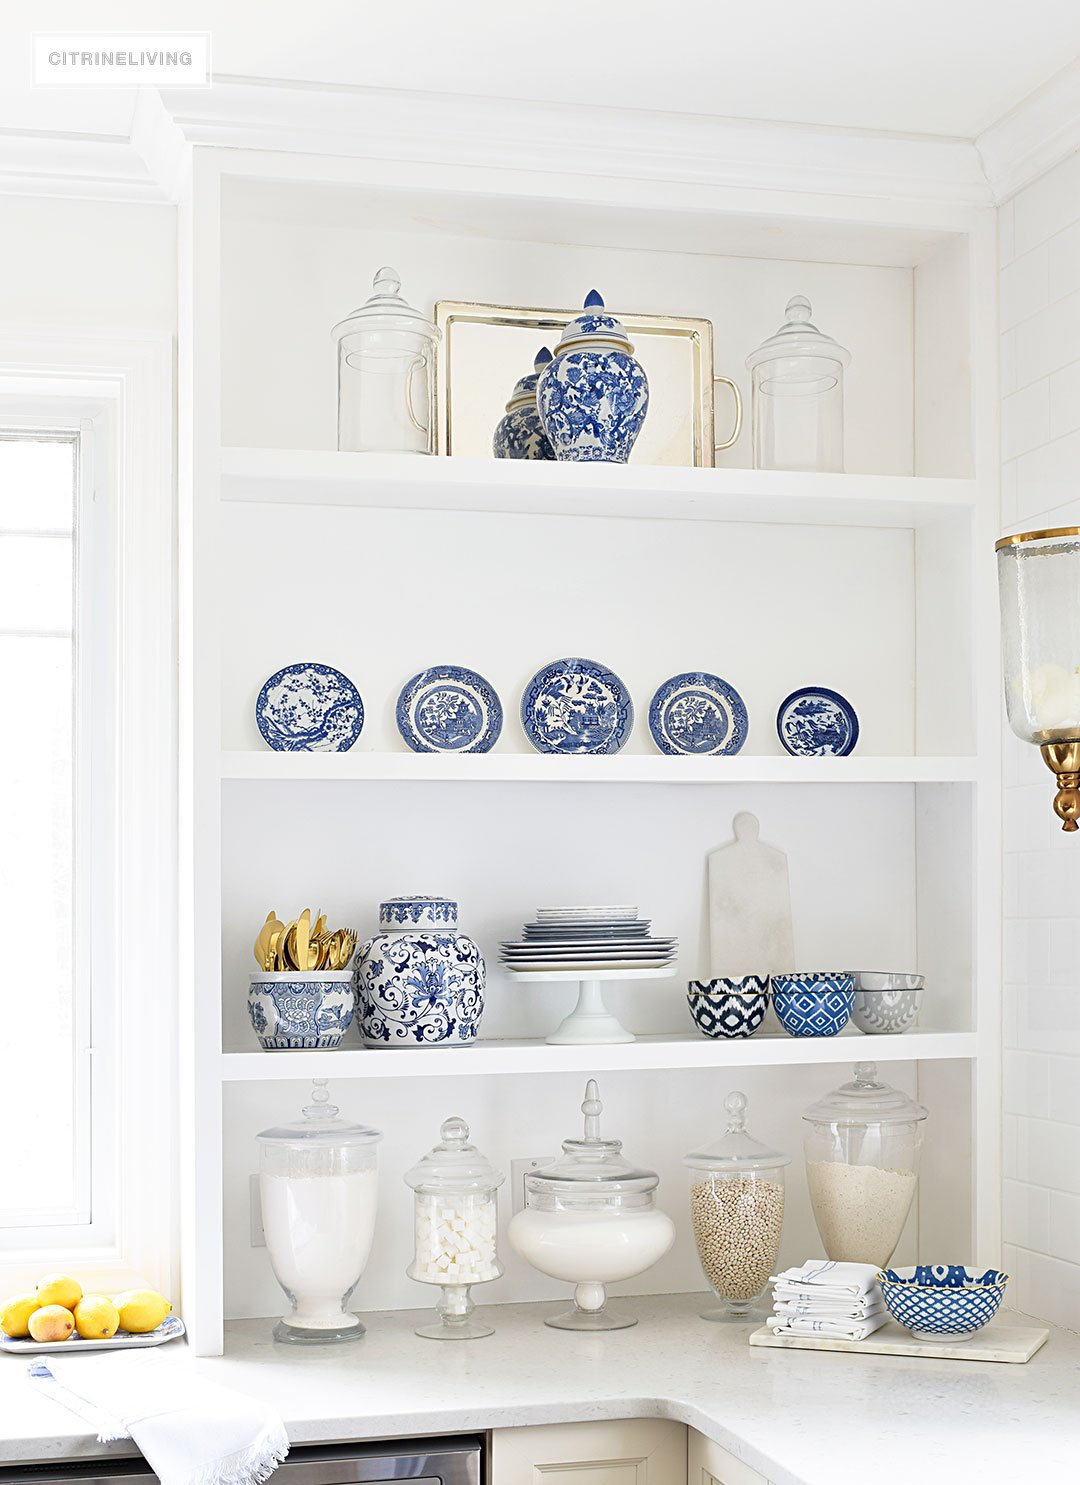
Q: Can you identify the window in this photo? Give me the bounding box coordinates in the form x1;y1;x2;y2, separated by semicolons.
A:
0;338;173;1294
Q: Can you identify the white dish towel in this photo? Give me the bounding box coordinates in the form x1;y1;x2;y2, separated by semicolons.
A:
28;1350;288;1485
771;1259;882;1301
766;1312;889;1341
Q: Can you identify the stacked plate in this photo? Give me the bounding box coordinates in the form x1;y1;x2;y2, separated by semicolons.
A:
501;906;678;974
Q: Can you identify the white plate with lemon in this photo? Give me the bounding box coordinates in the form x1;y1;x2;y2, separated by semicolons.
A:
0;1274;182;1353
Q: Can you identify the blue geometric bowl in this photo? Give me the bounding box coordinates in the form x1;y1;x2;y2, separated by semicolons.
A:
771;973;854;1036
687;977;769;1039
879;1265;1009;1339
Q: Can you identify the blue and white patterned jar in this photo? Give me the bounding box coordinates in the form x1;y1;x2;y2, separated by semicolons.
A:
536;292;649;463
493;347;556;460
248;972;355;1050
355;896;486;1047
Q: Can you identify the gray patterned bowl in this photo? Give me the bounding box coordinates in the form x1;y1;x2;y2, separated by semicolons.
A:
852;973;924;1035
687;977;769;1039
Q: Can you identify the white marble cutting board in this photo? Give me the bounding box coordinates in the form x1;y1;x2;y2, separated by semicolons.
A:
749;1319;1049;1363
707;811;795;976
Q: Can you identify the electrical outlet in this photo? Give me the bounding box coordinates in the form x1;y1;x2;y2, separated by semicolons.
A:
511;1155;554;1215
249;1173;265;1247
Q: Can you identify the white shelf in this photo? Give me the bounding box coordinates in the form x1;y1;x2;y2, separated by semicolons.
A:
220;448;976;530
219;1030;977;1081
220;751;979;785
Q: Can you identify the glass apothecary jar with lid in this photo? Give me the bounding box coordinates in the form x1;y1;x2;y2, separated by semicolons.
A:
257;1080;382;1344
802;1062;927;1269
331;267;440;454
507;1079;675;1331
745;295;850;472
403;1115;505;1340
685;1091;790;1322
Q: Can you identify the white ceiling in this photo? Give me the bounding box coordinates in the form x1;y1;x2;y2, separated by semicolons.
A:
1;0;1079;142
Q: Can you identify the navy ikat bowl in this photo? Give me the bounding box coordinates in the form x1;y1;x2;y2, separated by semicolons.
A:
687;977;769;1039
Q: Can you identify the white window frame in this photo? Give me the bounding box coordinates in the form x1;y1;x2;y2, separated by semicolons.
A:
0;333;175;1295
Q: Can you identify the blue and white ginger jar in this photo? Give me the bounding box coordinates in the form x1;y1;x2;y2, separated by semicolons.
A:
354;896;486;1047
536;291;649;463
493;347;556;460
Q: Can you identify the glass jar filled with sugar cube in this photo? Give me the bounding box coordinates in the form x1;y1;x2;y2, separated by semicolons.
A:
403;1115;505;1339
685;1091;790;1322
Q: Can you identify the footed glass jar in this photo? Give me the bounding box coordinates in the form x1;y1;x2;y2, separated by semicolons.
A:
404;1116;505;1340
508;1079;675;1331
803;1062;927;1268
355;896;486;1046
257;1081;382;1345
685;1091;790;1322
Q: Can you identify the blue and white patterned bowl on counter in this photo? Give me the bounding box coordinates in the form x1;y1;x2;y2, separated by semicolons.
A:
687;977;769;1039
770;972;854;1036
248;972;355;1050
879;1265;1009;1340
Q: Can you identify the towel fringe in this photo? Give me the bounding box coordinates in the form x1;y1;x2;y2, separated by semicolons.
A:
189;1423;290;1485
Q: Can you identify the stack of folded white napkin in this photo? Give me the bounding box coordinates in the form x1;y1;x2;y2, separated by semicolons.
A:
767;1259;887;1341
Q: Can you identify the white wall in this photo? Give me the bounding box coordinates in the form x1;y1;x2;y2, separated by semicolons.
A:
999;152;1080;1329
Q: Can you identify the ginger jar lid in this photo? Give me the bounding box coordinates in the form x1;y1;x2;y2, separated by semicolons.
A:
379;895;458;929
685;1091;791;1173
745;295;850;371
526;1080;659;1196
404;1115;506;1194
505;346;553;411
554;291;635;356
331;266;440;345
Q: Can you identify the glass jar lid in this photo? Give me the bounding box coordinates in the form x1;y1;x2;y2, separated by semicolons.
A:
526;1079;658;1195
802;1063;927;1127
331;266;440;343
553;291;634;355
404;1115;506;1193
256;1080;383;1148
505;347;553;410
685;1090;791;1172
745;295;851;371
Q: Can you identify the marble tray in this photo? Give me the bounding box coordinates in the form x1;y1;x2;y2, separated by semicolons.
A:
749;1319;1049;1363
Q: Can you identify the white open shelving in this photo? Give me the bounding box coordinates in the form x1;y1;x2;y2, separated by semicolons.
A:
179;146;1002;1354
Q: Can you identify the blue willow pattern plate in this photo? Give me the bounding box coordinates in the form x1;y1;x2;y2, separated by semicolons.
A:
776;686;859;757
648;672;748;756
396;665;503;753
256;662;364;752
520;657;633;754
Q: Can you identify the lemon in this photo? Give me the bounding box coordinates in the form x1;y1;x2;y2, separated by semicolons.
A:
74;1295;120;1340
28;1305;75;1343
114;1289;170;1334
0;1293;40;1338
35;1274;82;1310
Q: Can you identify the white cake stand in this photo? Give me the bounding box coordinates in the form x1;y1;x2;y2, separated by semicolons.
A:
505;967;673;1045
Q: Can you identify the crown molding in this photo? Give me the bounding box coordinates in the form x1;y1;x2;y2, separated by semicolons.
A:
976;60;1080;202
157;76;993;209
0;128;167;203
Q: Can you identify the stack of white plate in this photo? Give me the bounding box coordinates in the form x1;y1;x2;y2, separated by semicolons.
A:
500;905;678;973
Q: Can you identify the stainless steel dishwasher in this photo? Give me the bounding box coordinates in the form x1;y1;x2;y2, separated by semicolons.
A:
0;1436;484;1485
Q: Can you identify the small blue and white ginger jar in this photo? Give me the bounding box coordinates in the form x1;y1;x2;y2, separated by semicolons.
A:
536;291;649;463
493;347;556;460
248;971;355;1050
354;896;486;1047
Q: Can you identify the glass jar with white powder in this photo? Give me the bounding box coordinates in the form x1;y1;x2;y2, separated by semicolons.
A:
404;1115;505;1340
257;1081;382;1345
802;1063;927;1269
508;1079;675;1332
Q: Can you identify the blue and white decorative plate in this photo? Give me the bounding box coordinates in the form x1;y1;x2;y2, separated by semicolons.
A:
256;662;364;752
649;672;748;756
396;665;503;754
520;657;633;755
776;686;859;757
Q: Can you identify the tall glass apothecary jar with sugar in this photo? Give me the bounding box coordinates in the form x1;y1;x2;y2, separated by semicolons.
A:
745;295;850;472
332;266;440;454
257;1080;382;1344
404;1115;505;1341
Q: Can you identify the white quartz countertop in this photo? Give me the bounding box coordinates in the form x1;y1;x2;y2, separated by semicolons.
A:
1;1294;1078;1485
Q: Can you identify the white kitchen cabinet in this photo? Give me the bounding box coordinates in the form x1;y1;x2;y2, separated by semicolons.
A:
491;1419;687;1485
688;1429;770;1485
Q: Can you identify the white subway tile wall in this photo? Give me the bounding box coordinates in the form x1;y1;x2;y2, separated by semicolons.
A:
1000;148;1080;1330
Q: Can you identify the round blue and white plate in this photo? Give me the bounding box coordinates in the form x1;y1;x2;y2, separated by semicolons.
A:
396;665;503;753
256;662;364;752
649;672;748;756
520;658;633;755
776;686;859;757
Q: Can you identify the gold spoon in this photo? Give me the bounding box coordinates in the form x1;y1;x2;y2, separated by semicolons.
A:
253;911;277;969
